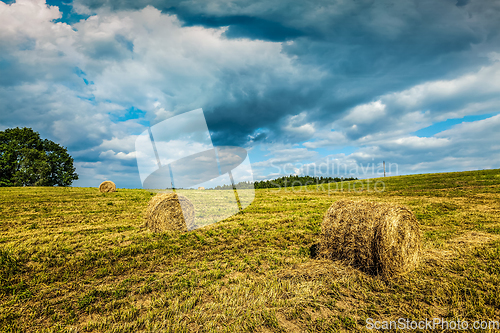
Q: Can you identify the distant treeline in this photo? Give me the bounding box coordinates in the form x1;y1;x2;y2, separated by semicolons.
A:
253;175;357;189
209;175;357;190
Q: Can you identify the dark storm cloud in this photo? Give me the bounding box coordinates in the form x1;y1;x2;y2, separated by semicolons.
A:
71;0;500;143
73;0;500;60
179;15;304;42
2;0;500;186
205;83;323;146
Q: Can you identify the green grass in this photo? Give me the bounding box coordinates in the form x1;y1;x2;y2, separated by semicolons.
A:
0;169;500;332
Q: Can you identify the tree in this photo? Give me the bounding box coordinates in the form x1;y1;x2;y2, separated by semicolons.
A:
0;127;78;186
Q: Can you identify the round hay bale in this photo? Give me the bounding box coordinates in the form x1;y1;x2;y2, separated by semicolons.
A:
145;193;195;232
319;200;421;279
99;181;116;193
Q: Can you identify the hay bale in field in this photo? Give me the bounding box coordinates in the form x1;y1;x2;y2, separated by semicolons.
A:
145;193;195;232
319;200;421;279
99;181;116;193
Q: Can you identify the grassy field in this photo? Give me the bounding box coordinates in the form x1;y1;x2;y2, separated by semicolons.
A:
1;169;499;332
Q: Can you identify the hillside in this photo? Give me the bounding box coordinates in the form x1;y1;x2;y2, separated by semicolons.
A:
1;169;499;332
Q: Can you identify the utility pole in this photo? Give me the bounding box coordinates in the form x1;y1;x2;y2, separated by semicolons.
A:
383;161;386;177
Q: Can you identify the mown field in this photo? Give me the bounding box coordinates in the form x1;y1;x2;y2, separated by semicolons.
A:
1;169;500;332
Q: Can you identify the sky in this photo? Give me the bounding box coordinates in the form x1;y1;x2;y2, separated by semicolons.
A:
0;0;499;188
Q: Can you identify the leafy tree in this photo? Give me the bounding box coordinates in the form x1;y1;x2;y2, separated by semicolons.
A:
0;127;78;186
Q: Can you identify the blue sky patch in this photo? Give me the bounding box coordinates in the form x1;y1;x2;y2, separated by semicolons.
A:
413;113;498;137
46;0;90;24
110;107;147;123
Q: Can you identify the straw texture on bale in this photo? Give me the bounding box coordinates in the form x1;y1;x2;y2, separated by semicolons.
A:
319;200;421;279
145;193;195;232
99;181;116;193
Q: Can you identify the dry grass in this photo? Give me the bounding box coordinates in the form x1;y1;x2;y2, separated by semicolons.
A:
0;168;499;332
319;200;421;279
99;181;116;193
145;192;195;232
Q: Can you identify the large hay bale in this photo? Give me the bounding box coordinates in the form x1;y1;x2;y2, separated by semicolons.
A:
99;181;116;193
319;200;421;279
145;193;195;232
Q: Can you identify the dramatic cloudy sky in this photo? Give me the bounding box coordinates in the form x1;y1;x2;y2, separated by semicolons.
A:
1;0;499;188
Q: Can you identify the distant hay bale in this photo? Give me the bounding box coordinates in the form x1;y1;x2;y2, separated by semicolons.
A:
145;193;195;232
319;200;421;279
99;181;116;193
197;187;205;190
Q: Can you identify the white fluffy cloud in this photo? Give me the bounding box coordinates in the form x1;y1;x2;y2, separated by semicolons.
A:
302;54;500;147
72;6;314;121
0;0;315;186
307;56;500;138
1;0;499;187
265;58;500;177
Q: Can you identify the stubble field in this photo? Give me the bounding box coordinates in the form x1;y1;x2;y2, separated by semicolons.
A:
1;169;499;332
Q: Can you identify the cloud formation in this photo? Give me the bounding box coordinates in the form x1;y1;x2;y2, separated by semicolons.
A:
0;0;499;187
